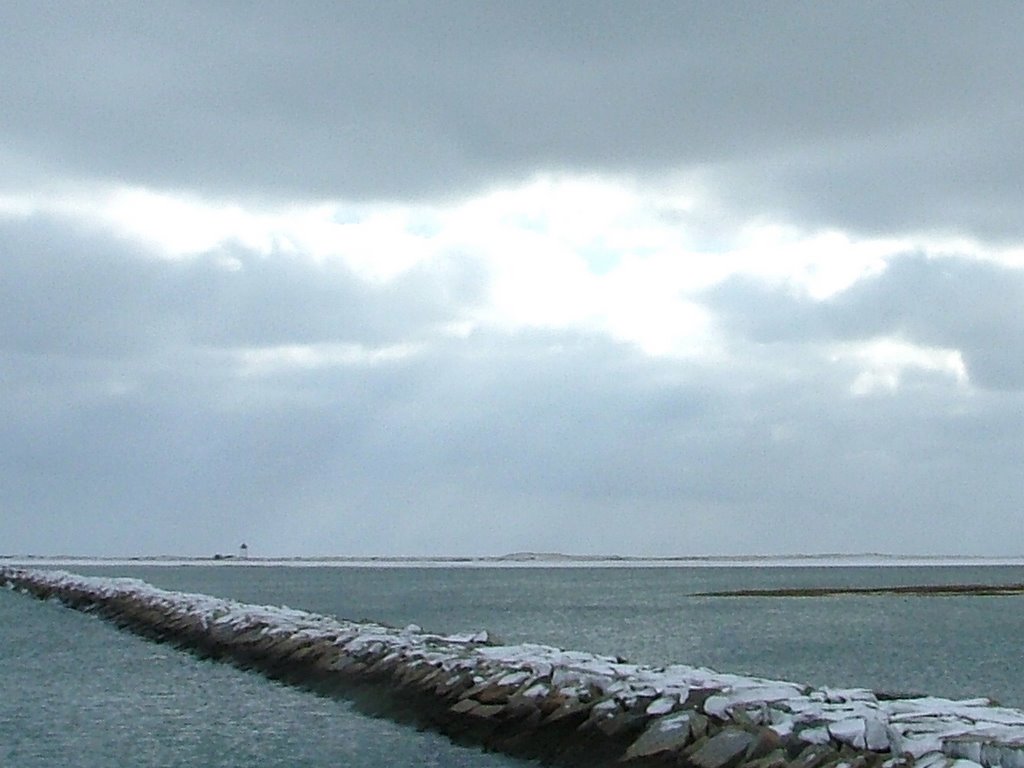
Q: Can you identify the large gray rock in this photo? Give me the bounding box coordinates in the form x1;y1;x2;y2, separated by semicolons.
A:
291;641;333;664
450;698;506;719
744;747;790;768
981;741;1024;768
268;633;316;659
450;698;480;714
542;696;593;725
790;743;840;768
434;671;474;699
746;728;783;761
596;708;647;738
689;711;711;739
466;682;523;705
394;661;437;687
689;728;758;768
232;627;270;646
622;712;696;760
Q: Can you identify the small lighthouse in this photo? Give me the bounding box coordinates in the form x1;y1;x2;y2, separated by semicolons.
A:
239;542;249;560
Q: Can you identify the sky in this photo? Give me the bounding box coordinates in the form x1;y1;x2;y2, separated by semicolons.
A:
2;2;1024;558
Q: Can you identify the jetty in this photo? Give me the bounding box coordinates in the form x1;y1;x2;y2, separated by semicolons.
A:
3;566;1024;768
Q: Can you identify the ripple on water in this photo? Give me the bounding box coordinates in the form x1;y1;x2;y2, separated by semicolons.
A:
0;590;530;768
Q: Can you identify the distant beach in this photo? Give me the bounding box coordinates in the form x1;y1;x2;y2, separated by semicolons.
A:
3;553;1024;568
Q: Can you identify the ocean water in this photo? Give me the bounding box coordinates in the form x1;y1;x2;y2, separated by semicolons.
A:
2;565;1023;767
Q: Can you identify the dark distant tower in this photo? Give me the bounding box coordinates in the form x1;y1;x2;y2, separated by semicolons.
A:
239;542;249;559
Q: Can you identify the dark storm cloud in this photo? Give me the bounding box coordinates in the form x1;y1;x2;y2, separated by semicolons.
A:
3;2;1023;238
707;255;1024;390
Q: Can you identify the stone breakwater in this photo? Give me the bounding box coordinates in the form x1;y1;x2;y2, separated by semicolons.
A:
4;568;1024;768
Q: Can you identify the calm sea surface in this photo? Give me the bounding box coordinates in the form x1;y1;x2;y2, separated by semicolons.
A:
3;565;1023;767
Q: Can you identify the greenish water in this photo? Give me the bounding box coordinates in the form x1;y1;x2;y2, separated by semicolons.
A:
2;565;1023;767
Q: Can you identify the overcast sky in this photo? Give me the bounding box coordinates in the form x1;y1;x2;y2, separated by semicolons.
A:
3;2;1023;557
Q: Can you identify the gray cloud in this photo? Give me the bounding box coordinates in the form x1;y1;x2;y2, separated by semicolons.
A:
4;217;1023;557
0;215;484;358
4;4;1024;558
710;117;1024;241
707;255;1024;390
3;2;1024;238
8;321;1020;557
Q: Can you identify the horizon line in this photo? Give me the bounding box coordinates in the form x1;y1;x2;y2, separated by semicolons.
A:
3;552;1024;564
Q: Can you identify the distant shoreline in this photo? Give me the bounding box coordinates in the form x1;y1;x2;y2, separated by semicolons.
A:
695;582;1024;597
3;553;1024;568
